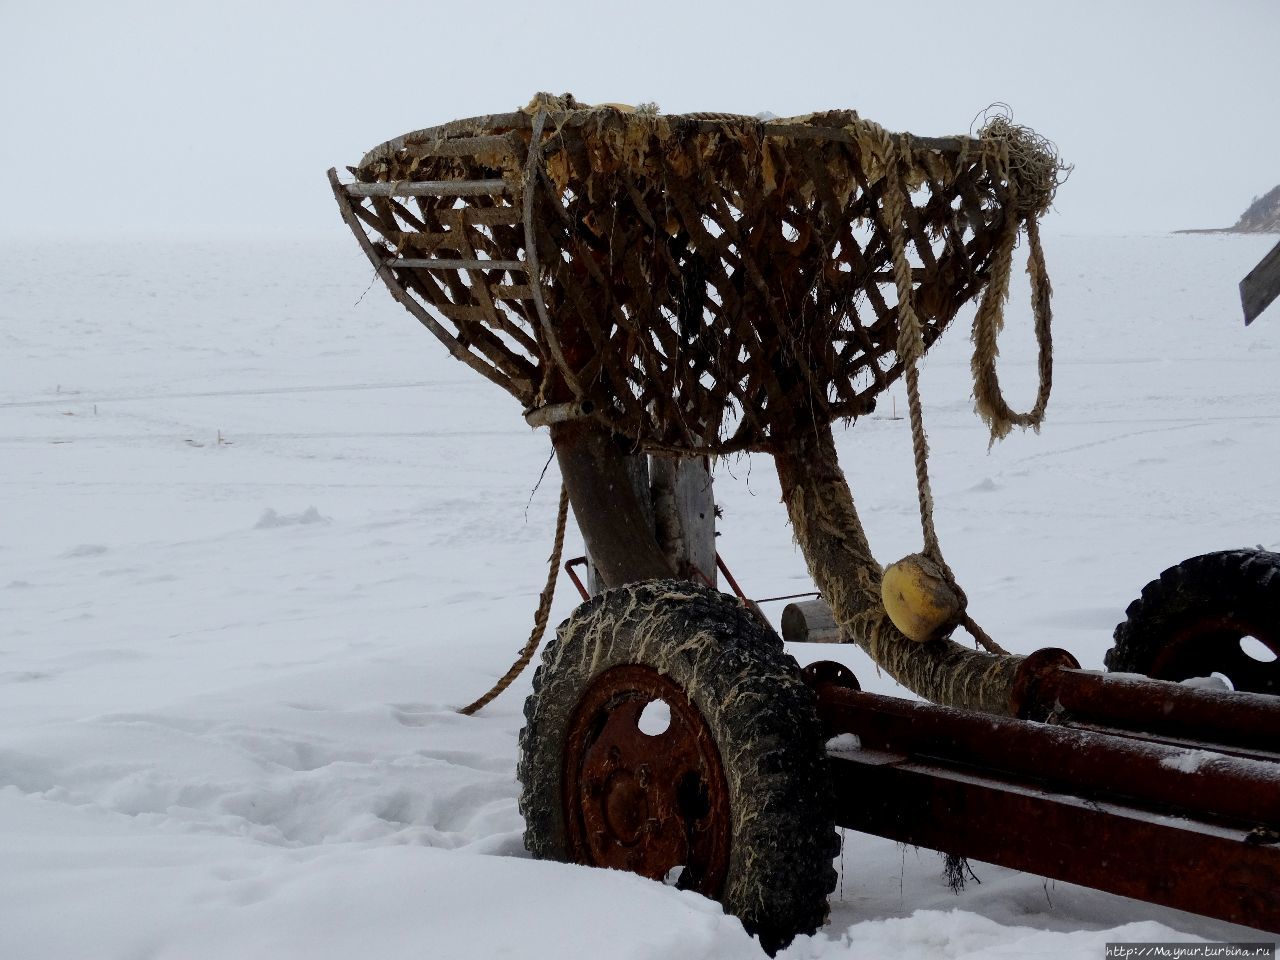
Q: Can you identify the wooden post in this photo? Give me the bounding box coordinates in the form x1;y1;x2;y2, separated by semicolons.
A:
551;420;673;592
587;452;654;596
650;456;717;587
548;415;717;597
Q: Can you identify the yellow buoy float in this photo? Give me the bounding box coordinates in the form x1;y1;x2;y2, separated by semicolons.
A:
881;553;965;643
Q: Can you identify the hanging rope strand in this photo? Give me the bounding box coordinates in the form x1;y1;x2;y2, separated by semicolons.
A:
970;211;1055;444
458;483;570;716
883;161;945;572
883;152;1008;656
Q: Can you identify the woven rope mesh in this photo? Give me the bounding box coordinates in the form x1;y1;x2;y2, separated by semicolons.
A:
339;95;1050;455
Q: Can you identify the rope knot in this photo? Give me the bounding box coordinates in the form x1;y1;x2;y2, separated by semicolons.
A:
975;108;1072;219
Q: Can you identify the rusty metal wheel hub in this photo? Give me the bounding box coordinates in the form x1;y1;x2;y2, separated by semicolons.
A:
563;664;731;894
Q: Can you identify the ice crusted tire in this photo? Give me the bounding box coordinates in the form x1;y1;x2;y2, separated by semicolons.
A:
517;579;837;955
1106;549;1280;695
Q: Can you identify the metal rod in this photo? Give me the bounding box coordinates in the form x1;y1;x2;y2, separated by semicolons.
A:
564;557;591;602
1061;719;1280;766
814;684;1280;831
754;591;822;604
714;553;749;601
1040;668;1280;753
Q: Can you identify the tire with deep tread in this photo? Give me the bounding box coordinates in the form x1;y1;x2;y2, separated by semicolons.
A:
1106;549;1280;695
518;579;838;955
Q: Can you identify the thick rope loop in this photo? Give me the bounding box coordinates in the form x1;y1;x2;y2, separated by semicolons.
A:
970;211;1054;445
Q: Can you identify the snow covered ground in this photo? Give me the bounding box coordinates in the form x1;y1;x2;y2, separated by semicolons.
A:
2;229;1277;958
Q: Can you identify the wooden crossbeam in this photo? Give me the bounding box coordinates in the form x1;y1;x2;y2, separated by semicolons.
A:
389;258;525;272
346;180;511;198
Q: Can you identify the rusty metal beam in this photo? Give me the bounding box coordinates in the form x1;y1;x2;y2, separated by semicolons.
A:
815;685;1280;830
827;753;1280;931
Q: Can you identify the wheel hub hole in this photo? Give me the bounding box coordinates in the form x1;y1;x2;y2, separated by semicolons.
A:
1210;671;1236;691
1240;635;1278;664
676;770;711;822
638;698;672;736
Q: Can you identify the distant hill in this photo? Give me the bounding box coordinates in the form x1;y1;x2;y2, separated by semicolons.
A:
1231;185;1280;232
1179;184;1280;234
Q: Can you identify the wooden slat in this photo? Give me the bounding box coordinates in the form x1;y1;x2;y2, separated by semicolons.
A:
467;207;524;226
350;199;393;238
436;303;490;322
400;134;522;159
390;258;524;271
491;283;534;299
385;231;452;255
381;195;429;233
358;112;532;167
346;179;511;198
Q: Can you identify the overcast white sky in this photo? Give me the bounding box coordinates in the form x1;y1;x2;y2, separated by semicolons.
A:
1;0;1275;236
